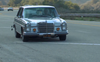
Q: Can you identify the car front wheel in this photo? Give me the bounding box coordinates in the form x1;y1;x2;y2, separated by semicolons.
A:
59;35;66;41
22;35;28;42
15;28;20;38
21;29;28;42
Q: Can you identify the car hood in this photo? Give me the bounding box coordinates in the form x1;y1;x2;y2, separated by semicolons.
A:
24;17;61;24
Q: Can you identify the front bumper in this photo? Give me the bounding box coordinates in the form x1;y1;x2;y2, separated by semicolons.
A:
23;30;68;37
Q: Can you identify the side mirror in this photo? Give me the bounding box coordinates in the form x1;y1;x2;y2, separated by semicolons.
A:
18;15;23;18
18;16;21;18
21;16;23;18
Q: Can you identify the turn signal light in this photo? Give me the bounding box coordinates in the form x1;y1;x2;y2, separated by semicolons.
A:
33;29;36;32
56;28;60;31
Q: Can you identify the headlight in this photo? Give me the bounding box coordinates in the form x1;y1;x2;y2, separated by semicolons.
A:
26;27;30;31
62;23;66;26
61;22;67;31
25;23;31;32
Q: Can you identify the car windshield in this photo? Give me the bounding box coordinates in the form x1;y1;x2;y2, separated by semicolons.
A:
24;7;58;18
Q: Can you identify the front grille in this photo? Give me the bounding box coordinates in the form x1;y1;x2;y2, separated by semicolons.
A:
38;23;54;33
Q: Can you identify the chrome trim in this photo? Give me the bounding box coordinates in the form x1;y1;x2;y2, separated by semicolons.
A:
37;23;54;33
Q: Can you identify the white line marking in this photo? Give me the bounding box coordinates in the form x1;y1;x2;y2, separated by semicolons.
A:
12;41;100;46
53;43;100;46
3;41;100;46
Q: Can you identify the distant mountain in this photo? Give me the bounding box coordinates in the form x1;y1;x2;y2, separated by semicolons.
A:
0;0;91;5
0;0;9;5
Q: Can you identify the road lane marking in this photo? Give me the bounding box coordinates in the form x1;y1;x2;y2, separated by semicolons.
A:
13;42;100;46
1;15;14;17
52;42;100;46
0;13;14;17
2;40;100;46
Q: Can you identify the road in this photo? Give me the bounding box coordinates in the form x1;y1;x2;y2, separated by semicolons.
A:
0;10;100;62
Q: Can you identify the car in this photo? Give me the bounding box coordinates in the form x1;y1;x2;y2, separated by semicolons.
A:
0;7;4;11
11;5;68;42
8;7;13;11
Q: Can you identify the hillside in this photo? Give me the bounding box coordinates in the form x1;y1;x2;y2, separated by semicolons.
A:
0;0;9;5
0;0;91;5
80;0;100;11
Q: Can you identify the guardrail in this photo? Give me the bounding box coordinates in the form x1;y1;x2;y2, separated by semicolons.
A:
60;13;100;17
4;7;18;10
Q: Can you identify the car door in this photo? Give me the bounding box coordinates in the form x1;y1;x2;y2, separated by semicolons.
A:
15;8;23;34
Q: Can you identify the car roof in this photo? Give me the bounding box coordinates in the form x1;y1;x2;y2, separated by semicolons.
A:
20;5;55;8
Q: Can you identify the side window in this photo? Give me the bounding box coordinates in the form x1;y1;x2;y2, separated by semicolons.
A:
17;8;23;17
17;8;21;16
20;8;23;17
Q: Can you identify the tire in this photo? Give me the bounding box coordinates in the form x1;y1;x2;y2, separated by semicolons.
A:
15;28;20;38
22;35;28;42
21;29;28;42
59;35;66;41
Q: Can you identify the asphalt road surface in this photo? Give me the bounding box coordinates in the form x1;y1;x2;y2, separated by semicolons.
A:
0;10;100;62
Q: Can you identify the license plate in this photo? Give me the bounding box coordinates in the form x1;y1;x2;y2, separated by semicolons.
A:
43;35;51;38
